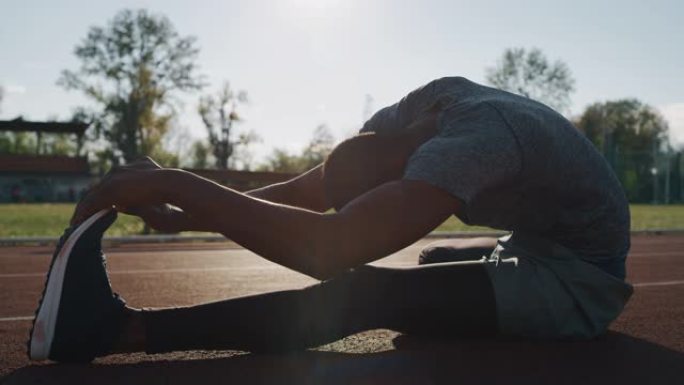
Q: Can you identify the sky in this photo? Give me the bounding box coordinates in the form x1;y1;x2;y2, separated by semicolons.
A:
1;0;683;164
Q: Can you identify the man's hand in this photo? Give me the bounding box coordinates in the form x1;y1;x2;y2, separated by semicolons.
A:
131;204;193;234
70;157;171;226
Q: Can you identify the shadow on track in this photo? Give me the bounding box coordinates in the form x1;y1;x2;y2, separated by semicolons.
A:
5;332;684;385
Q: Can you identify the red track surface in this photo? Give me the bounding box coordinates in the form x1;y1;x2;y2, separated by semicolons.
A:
1;234;683;384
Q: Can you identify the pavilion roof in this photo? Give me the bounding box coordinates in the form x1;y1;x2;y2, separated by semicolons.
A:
0;155;90;174
0;119;88;135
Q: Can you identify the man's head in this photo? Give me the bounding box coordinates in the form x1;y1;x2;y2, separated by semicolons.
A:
323;133;406;210
322;112;439;210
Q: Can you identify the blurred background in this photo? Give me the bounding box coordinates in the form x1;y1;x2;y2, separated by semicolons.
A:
1;0;683;236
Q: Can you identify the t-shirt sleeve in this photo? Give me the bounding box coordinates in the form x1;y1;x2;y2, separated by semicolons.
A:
403;103;522;204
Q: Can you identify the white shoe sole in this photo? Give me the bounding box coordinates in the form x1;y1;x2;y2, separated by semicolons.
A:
28;209;112;361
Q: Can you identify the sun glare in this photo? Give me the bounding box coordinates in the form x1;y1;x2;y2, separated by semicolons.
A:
286;0;345;19
291;0;342;10
277;0;349;25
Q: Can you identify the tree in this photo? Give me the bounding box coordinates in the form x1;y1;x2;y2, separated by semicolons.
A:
260;125;335;173
0;131;79;156
58;9;204;166
198;82;258;169
575;99;670;202
0;131;35;155
258;148;308;174
190;140;210;169
576;99;669;154
486;47;575;112
39;133;77;156
301;124;335;167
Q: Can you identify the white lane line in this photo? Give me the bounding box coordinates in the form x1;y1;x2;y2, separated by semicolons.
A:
0;262;415;278
106;266;281;275
629;251;684;258
0;273;45;278
632;280;684;288
2;278;684;323
0;265;283;278
0;316;34;322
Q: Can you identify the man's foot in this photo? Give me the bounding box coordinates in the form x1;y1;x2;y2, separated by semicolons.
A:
28;209;127;363
418;238;498;265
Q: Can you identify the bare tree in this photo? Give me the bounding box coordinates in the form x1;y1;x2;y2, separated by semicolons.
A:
198;82;257;169
486;47;575;113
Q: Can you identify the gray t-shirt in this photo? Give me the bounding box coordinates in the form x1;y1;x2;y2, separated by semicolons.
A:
361;77;630;279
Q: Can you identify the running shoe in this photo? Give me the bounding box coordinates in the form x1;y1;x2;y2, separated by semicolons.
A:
28;209;127;362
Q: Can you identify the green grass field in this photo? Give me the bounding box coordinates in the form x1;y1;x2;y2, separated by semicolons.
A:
1;203;683;238
0;204;144;237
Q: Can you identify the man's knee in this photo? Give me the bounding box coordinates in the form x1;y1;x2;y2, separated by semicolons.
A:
419;237;497;265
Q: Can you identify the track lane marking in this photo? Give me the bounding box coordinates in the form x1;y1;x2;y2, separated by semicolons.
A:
629;251;684;258
0;262;416;278
0;265;282;278
1;250;681;265
0;316;34;322
632;280;684;287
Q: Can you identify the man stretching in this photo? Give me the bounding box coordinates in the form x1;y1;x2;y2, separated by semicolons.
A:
29;77;633;362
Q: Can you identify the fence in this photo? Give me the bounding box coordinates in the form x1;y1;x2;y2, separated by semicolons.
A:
0;154;299;203
602;148;684;204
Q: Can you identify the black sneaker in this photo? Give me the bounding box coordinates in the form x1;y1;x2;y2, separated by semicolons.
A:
28;209;127;363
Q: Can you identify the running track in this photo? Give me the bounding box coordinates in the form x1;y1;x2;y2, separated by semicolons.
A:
1;234;683;384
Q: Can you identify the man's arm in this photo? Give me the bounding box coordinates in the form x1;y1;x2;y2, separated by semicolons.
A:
72;168;461;280
246;164;329;212
125;163;330;233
